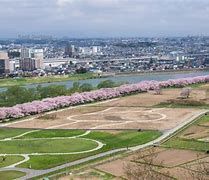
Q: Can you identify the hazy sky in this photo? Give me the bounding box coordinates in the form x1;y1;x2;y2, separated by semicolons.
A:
0;0;209;38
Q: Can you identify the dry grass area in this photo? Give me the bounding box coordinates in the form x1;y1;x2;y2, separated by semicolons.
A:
58;169;106;180
4;107;202;130
3;88;205;130
180;125;209;140
93;147;209;180
96;88;207;107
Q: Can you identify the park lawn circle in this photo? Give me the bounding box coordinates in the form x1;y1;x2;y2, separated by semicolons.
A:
0;138;98;154
0;170;26;180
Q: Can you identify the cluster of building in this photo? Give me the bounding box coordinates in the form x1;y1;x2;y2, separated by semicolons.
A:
0;48;44;76
1;36;209;77
64;44;101;58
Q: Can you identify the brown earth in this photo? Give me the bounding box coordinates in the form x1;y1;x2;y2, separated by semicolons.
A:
3;88;205;130
97;88;207;107
199;121;209;127
94;148;208;180
4;107;202;130
180;125;209;139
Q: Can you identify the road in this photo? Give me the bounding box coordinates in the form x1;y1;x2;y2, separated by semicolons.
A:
0;109;207;179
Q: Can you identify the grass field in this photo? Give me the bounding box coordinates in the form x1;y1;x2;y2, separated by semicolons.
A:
0;73;98;88
0;138;98;154
0;128;28;139
0;171;26;180
163;115;209;152
8;129;161;170
17;129;85;139
164;138;209;152
0;156;24;168
0;128;161;170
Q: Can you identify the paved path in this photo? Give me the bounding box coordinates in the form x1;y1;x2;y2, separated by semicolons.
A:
0;149;125;180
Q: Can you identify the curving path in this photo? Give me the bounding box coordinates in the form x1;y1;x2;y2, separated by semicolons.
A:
0;103;207;179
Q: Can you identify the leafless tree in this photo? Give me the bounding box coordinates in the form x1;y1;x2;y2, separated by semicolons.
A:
185;154;209;180
180;88;192;99
155;88;162;95
124;148;170;180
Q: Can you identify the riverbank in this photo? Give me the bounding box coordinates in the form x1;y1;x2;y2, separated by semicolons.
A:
0;68;209;89
0;73;99;88
116;68;209;77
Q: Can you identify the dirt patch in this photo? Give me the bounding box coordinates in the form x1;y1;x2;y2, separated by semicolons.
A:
58;169;105;180
96;159;127;177
95;148;208;179
104;116;124;121
96;89;207;107
2;88;206;130
160;167;195;180
180;125;209;139
199;122;209;127
4;107;203;130
150;149;206;167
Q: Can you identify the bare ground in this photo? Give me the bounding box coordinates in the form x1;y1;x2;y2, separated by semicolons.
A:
3;88;205;130
94;148;208;179
180;125;209;139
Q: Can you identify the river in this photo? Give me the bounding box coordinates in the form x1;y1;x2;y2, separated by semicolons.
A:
1;70;209;92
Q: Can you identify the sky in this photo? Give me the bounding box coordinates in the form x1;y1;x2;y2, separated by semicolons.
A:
0;0;209;38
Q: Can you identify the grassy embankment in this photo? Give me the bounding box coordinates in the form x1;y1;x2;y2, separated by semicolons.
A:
163;115;209;151
0;73;98;88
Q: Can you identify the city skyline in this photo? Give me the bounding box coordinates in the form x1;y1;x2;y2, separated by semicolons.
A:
0;0;209;38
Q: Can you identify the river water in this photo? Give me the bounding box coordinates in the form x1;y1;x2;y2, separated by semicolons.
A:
1;70;209;92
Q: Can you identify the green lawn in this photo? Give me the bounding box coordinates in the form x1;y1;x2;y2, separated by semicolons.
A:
18;154;94;170
0;73;98;88
17;129;85;139
164;138;209;152
0;129;161;169
0;128;28;140
0;171;26;180
0;138;98;154
18;130;161;170
84;130;161;150
0;156;24;168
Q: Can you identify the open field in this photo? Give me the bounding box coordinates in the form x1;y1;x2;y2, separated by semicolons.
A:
0;86;209;179
0;156;24;168
0;128;160;170
0;170;26;180
60;105;209;180
164;114;209;152
3;106;203;131
1;88;207;131
87;147;209;180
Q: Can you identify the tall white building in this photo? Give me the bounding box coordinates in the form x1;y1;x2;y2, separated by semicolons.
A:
33;49;44;69
65;44;75;57
19;48;44;71
92;46;98;55
20;48;32;58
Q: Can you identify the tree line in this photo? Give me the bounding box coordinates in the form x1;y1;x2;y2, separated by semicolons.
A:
0;80;125;107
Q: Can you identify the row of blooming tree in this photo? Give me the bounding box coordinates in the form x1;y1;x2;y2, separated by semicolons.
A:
0;75;209;121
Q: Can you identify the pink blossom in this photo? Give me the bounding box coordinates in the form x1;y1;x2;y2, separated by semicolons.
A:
0;75;209;120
